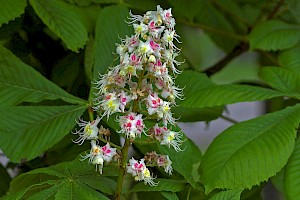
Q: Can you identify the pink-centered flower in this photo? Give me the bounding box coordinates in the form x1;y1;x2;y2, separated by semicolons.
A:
127;158;158;186
157;155;173;175
72;118;101;145
118;112;145;139
81;141;117;174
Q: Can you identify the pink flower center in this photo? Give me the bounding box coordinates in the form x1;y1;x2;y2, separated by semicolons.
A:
150;40;159;51
121;97;127;103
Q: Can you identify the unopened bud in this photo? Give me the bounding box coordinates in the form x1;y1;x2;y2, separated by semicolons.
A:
148;55;156;63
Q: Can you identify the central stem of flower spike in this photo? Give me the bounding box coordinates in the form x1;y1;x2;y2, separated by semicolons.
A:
72;5;184;199
115;138;131;199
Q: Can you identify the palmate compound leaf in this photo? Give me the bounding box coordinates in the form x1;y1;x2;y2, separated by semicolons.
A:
29;0;88;52
0;0;26;27
249;20;300;51
0;105;86;163
0;46;86;105
2;158;117;199
200;104;300;193
284;136;300;199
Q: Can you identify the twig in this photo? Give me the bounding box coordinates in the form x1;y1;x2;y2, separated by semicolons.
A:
267;0;285;20
220;115;239;124
203;0;285;77
204;41;249;77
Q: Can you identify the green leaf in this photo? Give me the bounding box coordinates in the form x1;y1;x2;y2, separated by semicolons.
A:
174;70;223;121
0;163;11;197
172;106;223;122
2;180;57;200
249;20;300;51
279;46;300;72
168;0;202;21
29;0;88;52
65;0;118;6
93;5;133;75
6;158;112;200
27;156;118;178
55;180;109;200
271;168;284;193
78;175;116;195
0;46;86;105
84;35;95;82
201;104;300;193
286;0;300;22
284;136;300;199
259;67;300;95
91;5;133;100
194;1;237;51
210;0;249;26
131;179;186;192
209;189;243;200
51;53;81;90
161;191;179;200
26;181;63;200
124;0;158;11
0;0;26;27
7;173;57;194
158;136;202;189
181;84;283;109
0;105;86;162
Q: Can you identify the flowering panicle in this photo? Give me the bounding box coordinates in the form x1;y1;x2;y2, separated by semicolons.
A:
93;5;182;126
73;5;185;187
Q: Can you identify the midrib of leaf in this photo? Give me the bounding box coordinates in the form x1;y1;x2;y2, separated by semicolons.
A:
212;109;298;179
6;106;87;132
0;82;85;105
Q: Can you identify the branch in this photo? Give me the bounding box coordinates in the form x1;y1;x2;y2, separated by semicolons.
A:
267;0;285;20
203;0;285;77
204;41;249;77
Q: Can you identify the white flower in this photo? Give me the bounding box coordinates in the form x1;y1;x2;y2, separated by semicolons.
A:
81;141;117;174
95;92;121;118
72;118;100;145
127;158;158;186
157;155;173;175
161;129;184;152
101;143;117;162
133;23;148;37
118;90;132;112
118;113;145;139
138;40;154;57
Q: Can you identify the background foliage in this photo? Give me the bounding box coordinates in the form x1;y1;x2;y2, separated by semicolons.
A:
1;0;300;199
